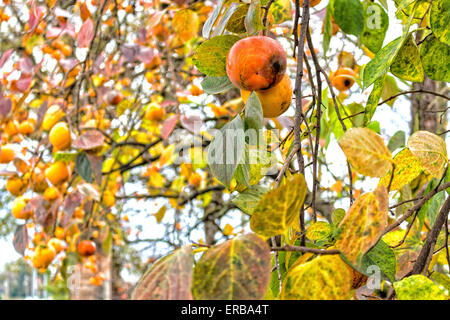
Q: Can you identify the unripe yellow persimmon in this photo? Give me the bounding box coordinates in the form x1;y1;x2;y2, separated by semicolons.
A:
32;245;56;269
54;226;66;240
241;74;293;118
0;144;15;163
6;176;26;196
42;104;65;131
45;161;69;185
49;122;71;150
102;190;116;207
19;120;35;135
43;186;60;201
12;196;33;220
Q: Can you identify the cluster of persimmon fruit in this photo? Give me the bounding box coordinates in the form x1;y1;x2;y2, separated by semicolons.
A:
0;103;100;273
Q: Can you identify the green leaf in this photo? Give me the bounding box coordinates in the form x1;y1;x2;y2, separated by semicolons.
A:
331;208;346;226
244;91;263;132
226;4;249;34
391;34;424;82
269;0;292;24
132;245;194;300
201;76;235;94
379;148;423;191
323;6;332;55
364;72;386;124
393;274;447;300
75;152;93;183
212;2;240;37
381;75;400;107
281;255;352;300
387;130;406;152
306;221;333;241
361;239;396;282
420;35;450;82
431;272;450;292
207;115;246;188
430;0;450;46
102;230;113;254
202;0;225;38
363;36;404;89
418;179;445;228
378;0;389;10
193;35;241;77
366;121;381;134
232;185;268;215
360;3;389;53
245;0;263;35
250;174;308;238
53;151;79;163
332;0;364;36
192;233;271;300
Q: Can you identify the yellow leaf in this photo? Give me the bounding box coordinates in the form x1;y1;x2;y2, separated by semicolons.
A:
158;144;175;167
173;9;199;42
379;148;423;191
339;127;392;177
306;221;333;241
250;174;307;238
281;255;352;300
407;130;448;178
154;206;166;223
335;185;389;266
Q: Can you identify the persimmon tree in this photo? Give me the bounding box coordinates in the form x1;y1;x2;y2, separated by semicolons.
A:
0;0;449;300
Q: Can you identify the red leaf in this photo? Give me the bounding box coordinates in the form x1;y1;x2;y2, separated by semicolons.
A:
16;76;32;92
13;225;28;256
86;153;103;184
161;115;178;140
73;130;105;150
76;18;94;48
46;27;64;39
137;46;155;64
0;97;12;117
0;49;13;68
18;56;34;75
180;115;202;134
61;191;85;227
29;2;42;30
24;196;47;226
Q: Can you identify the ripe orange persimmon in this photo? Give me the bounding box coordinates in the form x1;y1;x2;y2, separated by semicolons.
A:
241;74;292;118
0;144;15;163
49;121;71;150
11;196;33;220
106;90;123;105
188;172;202;188
78;240;96;257
19;120;35;135
45;161;70;185
300;0;321;7
61;44;72;57
51;39;65;50
330;67;357;92
145;104;165;121
74;207;85;219
6;176;26;196
4;120;19;137
226;36;287;91
32;245;56;269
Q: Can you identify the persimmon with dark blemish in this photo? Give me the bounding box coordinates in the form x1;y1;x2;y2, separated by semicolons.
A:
330;67;357;92
226;36;287;91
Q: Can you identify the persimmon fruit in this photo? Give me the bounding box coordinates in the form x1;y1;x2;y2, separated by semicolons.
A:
330;67;356;92
0;144;15;163
49;121;71;150
241;74;292;118
226;36;287;91
32;245;56;269
45;161;70;185
11;196;33;220
78;240;96;257
6;176;26;196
